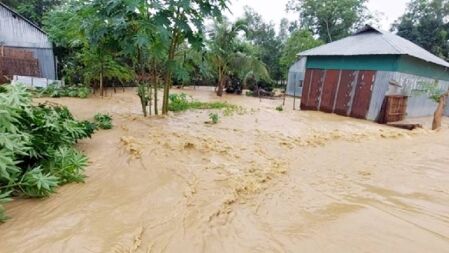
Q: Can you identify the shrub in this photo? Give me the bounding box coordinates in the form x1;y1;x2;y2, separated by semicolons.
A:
276;105;283;111
209;113;219;124
94;113;113;130
39;84;91;98
0;85;94;222
168;93;236;112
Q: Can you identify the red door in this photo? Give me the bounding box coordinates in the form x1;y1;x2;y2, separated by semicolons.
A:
300;69;313;110
319;70;340;113
334;70;357;116
307;69;325;110
350;71;376;119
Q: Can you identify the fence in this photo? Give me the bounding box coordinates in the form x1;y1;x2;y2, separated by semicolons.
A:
11;75;62;88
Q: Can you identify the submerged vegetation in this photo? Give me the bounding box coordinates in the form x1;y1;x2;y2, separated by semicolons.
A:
208;113;220;124
168;93;235;112
0;85;101;222
38;84;91;98
94;113;113;130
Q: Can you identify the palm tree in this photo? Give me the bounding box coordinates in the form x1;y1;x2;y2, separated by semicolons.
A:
207;19;270;96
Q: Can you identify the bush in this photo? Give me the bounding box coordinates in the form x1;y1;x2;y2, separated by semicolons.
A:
94;113;113;130
168;93;235;112
39;84;91;98
276;105;283;111
0;85;95;222
209;113;219;124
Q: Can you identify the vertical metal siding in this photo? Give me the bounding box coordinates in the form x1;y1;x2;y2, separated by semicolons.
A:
368;71;449;119
287;57;306;96
0;6;52;48
0;5;55;79
367;71;392;120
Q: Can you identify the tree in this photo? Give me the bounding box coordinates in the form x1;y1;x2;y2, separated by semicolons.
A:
241;7;283;82
208;19;270;96
44;0;133;96
392;0;449;60
4;0;62;26
287;0;370;43
279;30;323;79
150;0;229;114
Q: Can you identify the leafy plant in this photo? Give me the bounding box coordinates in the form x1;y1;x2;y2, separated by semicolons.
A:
168;93;236;112
94;113;113;130
276;105;284;111
0;85;95;222
209;113;220;124
39;84;92;98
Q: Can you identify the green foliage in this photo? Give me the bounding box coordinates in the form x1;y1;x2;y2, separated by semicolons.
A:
3;0;62;26
392;0;449;60
0;85;94;222
0;191;12;222
94;113;113;130
39;84;92;98
413;81;448;103
287;0;370;42
276;105;284;112
280;30;324;79
241;7;284;81
208;113;220;124
207;18;271;95
168;93;235;112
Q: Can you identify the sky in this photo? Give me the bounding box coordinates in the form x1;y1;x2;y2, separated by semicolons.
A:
227;0;410;31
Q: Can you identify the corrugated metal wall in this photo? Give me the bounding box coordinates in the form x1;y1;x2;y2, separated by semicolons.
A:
0;5;56;79
369;71;449;119
286;57;306;96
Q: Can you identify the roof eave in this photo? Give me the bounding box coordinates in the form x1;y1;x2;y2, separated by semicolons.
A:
0;2;48;35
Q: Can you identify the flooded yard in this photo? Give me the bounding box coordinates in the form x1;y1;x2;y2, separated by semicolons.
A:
1;87;449;253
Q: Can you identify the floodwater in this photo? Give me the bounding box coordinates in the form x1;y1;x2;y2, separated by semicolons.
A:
1;87;449;253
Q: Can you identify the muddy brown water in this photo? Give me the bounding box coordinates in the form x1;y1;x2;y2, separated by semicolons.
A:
1;87;449;253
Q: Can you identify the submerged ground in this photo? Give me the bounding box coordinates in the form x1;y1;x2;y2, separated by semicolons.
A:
1;87;449;253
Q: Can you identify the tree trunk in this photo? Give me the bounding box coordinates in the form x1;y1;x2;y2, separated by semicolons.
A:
154;77;158;115
99;71;104;97
432;92;448;130
140;96;148;117
216;69;225;97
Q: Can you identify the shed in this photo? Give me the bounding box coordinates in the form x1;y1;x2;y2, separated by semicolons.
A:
289;25;449;121
0;2;56;82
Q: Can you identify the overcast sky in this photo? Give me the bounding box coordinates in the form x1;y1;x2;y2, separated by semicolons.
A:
227;0;410;31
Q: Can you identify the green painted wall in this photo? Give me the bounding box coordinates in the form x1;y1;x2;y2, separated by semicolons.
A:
306;55;399;71
396;55;449;81
305;55;449;81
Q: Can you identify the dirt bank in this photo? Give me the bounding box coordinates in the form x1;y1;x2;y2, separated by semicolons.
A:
1;87;449;253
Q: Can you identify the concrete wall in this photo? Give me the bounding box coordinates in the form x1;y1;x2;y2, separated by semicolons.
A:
287;57;306;96
0;5;55;79
368;71;449;120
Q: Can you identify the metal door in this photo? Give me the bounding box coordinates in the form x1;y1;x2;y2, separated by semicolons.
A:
307;69;324;110
300;69;313;110
334;70;356;116
350;70;376;119
319;70;340;113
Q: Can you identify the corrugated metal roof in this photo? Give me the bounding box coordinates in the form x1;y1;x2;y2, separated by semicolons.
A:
299;25;449;68
0;2;47;35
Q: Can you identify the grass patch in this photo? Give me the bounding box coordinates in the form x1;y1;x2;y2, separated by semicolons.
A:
168;93;238;112
37;84;91;98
